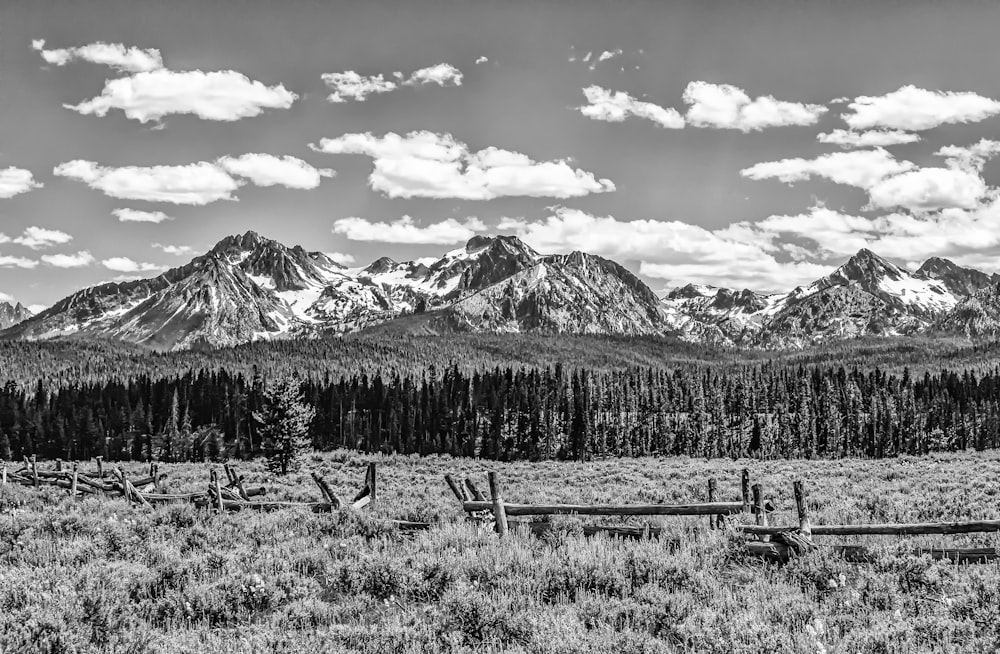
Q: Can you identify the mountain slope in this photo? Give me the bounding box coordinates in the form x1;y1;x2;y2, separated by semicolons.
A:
0;301;32;330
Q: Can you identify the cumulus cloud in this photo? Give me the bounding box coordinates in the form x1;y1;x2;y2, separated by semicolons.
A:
13;227;73;250
333;215;487;244
475;56;489;65
741;148;914;189
153;243;194;256
597;49;623;63
54;160;241;205
32;38;163;73
936;138;1000;171
41;251;95;268
67;69;297;123
322;71;397;102
578;86;685;128
311;131;615;200
101;257;165;273
817;129;921;148
498;207;827;291
217;154;334;189
405;63;463;87
113;208;173;223
0;167;43;199
841;85;1000;132
0;253;38;269
683;81;827;132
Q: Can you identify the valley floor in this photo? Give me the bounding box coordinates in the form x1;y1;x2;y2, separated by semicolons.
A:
4;451;1000;653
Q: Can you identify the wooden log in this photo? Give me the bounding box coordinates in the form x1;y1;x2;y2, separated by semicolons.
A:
518;521;675;541
794;480;811;538
311;472;337;506
119;468;132;502
487;471;508;538
151;464;160;493
464;478;487;502
210;468;224;513
747;541;1000;564
234;475;250;501
740;520;1000;536
129;478;152;508
193;497;336;512
444;475;468;503
460;500;746;517
352;495;371;510
223;463;236;485
138;491;205;502
70;463;78;498
707;478;717;530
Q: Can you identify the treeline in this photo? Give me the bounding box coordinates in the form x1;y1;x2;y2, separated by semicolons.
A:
2;362;1000;462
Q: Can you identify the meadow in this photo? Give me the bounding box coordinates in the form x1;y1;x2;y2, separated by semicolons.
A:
4;450;1000;653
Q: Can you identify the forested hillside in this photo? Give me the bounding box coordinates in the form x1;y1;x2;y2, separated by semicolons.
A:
3;355;1000;463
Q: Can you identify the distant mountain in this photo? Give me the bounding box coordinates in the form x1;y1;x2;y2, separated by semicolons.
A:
5;231;1000;350
0;301;32;330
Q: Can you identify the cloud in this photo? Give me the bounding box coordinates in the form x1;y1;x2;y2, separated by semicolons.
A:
32;38;163;73
817;129;921;148
866;167;986;212
101;257;165;273
841;85;1000;132
26;304;47;314
0;253;38;269
55;160;241;205
311;131;615;200
498;207;827;291
153;243;194;256
475;56;489;65
597;49;623;63
936;138;1000;171
0;167;43;198
12;227;72;250
326;251;356;265
322;71;397;102
741;148;914;189
41;251;95;268
405;63;463;87
67;69;297;123
683;81;827;132
217;154;334;189
334;215;487;244
578;86;685;128
113;208;173;223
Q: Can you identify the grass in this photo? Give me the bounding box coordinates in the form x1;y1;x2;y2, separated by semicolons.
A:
5;451;1000;652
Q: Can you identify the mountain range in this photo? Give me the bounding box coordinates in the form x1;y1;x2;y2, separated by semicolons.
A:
2;230;1000;350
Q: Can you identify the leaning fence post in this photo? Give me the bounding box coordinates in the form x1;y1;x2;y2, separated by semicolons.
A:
707;478;717;530
210;468;224;513
794;480;811;538
444;474;468;503
487;471;509;538
465;478;486;502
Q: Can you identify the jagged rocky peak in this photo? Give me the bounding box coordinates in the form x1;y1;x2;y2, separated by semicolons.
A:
711;288;767;312
363;256;399;275
665;283;718;300
0;301;32;329
831;248;907;285
466;234;539;258
916;256;1000;296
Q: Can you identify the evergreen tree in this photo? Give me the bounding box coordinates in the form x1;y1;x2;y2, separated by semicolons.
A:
253;376;316;475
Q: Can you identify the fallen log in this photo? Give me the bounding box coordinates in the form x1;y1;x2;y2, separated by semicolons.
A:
461;500;745;517
740;520;1000;537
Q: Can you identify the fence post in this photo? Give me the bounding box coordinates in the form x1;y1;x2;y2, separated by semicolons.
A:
794;480;811;538
56;459;63;472
707;478;717;530
120;468;131;502
487;471;509;538
211;468;224;513
741;469;751;514
367;463;377;504
752;482;769;542
444;474;468;502
70;463;78;498
96;456;104;478
31;455;39;488
464;478;486;502
151;463;160;493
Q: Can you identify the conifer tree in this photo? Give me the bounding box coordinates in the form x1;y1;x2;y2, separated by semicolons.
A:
254;376;316;475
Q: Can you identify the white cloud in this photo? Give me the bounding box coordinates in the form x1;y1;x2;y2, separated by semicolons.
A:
405;63;463;87
597;49;623;63
683;81;827;132
333;215;487;244
0;253;37;269
113;208;173;223
13;226;73;250
936;138;1000;171
867;167;986;212
817;129;921;148
54;160;241;205
217;154;334;189
67;69;297;123
741;148;914;189
32;38;163;73
0;291;12;303
153;243;194;256
498;206;826;291
842;85;1000;132
321;71;397;102
475;56;489;65
41;251;95;268
311;131;615;200
0;167;43;198
26;304;47;314
101;257;165;273
326;251;356;265
578;86;685;129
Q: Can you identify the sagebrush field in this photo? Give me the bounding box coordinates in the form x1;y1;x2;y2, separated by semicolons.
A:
4;451;1000;653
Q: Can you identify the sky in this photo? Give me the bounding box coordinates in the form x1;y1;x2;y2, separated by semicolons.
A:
6;0;1000;310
